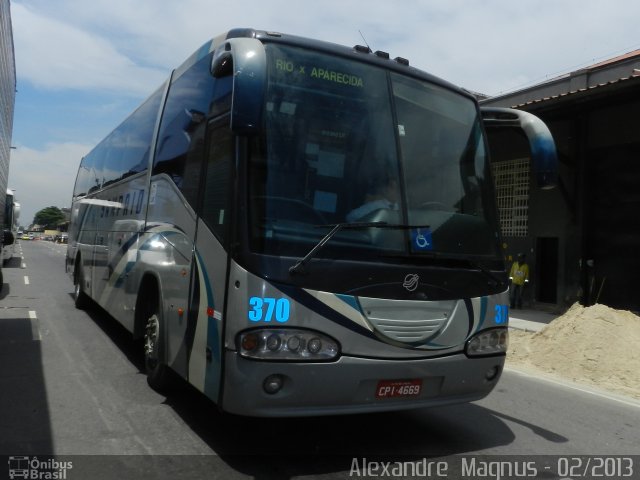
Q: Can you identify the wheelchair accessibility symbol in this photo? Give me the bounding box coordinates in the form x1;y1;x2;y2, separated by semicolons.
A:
416;233;429;248
411;228;433;251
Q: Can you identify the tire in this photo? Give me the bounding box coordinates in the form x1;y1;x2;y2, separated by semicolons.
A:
144;308;173;391
73;263;91;310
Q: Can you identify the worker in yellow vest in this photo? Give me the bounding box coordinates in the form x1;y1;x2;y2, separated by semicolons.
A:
509;253;530;309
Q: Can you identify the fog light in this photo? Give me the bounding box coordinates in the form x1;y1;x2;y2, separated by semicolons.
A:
263;374;284;394
485;366;500;381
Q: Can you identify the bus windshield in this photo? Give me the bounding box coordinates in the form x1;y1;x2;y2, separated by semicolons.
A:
249;44;500;262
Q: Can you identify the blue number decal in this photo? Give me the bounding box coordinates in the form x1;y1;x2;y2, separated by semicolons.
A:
494;304;508;324
248;296;263;321
275;298;290;323
248;297;290;323
263;297;276;322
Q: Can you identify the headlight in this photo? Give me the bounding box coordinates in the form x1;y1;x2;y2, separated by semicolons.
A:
237;329;340;361
465;327;508;357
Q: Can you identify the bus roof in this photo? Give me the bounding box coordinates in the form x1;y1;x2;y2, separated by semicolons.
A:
173;28;474;103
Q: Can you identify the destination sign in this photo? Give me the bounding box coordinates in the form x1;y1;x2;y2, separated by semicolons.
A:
274;58;364;88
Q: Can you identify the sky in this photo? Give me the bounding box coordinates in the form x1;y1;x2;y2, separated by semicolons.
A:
8;0;640;227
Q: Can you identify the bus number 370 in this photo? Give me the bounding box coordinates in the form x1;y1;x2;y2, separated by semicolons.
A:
248;297;291;323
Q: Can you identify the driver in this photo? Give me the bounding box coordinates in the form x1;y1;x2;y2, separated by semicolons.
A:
346;172;399;222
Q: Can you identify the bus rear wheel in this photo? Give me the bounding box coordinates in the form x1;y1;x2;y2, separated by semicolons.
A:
144;312;172;391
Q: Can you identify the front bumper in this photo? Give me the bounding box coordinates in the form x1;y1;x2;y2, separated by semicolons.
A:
220;351;504;417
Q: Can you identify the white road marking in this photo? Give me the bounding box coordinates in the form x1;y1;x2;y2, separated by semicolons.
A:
24;276;30;285
29;310;41;341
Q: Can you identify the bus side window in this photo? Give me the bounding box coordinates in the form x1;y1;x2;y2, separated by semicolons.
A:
154;54;216;200
200;120;232;242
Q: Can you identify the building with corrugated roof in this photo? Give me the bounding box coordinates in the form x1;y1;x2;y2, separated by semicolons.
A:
482;50;640;312
0;0;16;228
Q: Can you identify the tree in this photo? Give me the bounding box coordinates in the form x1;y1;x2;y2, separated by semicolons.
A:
34;206;65;229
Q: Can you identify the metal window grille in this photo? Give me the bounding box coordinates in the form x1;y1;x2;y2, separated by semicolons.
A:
492;158;530;237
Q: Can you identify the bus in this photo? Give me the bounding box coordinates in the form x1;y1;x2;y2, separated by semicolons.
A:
2;188;19;264
66;28;557;417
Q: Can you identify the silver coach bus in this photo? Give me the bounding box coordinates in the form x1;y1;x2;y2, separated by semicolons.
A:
66;28;557;417
2;189;19;265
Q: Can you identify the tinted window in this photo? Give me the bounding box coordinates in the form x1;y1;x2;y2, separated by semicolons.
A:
201;119;232;242
392;73;500;256
154;55;215;194
249;44;399;257
73;160;91;198
248;44;500;260
74;84;163;196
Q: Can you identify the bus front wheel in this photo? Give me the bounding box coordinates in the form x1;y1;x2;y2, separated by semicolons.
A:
74;264;91;310
144;312;172;391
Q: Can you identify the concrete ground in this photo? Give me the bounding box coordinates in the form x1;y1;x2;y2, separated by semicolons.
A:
508;307;558;332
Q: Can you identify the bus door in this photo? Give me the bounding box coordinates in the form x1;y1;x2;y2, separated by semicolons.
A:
92;223;109;303
77;199;102;300
145;181;198;380
188;116;233;400
101;217;145;320
93;197;124;309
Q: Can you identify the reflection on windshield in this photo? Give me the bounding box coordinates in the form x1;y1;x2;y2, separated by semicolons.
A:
248;44;500;261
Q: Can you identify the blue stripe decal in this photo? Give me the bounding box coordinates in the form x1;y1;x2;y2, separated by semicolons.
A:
195;250;221;399
476;296;488;332
108;231;142;275
274;283;379;341
335;294;362;313
114;261;136;288
107;223;185;278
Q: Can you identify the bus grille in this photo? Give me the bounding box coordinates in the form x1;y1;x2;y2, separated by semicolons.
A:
358;297;456;345
368;316;448;343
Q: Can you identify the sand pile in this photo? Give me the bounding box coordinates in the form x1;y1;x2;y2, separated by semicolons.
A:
507;303;640;400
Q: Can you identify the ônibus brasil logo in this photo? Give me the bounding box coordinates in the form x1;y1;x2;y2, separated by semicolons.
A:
8;456;73;479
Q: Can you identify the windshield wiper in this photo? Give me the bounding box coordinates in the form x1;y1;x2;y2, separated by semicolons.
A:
381;253;506;287
288;221;430;275
463;258;505;287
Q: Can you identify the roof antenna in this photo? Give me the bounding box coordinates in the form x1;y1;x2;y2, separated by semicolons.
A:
358;30;372;53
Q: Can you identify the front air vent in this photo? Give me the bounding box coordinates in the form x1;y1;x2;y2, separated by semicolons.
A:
369;316;448;343
359;297;458;345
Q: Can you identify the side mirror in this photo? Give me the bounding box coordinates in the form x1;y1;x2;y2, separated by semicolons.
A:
481;107;558;189
211;50;233;78
211;38;267;134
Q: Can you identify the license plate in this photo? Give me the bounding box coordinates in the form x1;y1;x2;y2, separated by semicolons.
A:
375;379;422;399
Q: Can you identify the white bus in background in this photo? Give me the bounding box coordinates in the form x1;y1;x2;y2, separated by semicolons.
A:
2;188;19;265
1;188;19;287
67;29;558;416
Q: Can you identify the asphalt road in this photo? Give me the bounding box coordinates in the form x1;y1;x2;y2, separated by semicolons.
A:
1;240;639;479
